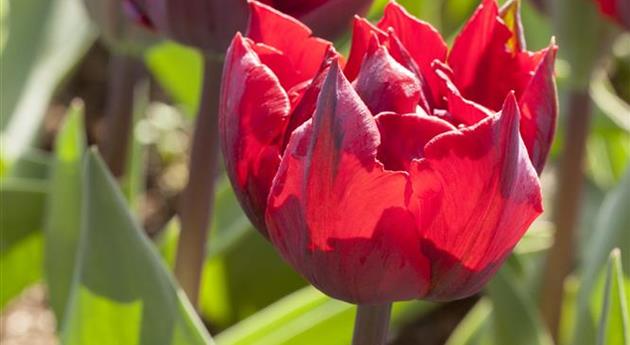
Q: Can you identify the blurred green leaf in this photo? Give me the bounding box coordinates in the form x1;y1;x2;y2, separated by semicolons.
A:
215;286;431;345
60;150;213;345
594;249;629;345
0;177;47;308
487;266;553;345
0;0;95;162
145;42;203;118
157;178;306;328
445;299;493;345
573;169;630;345
43;101;85;324
2;148;51;180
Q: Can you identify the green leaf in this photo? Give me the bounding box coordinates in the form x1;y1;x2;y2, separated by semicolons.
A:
156;177;306;328
0;0;95;162
43;101;85;324
0;177;47;308
445;299;493;345
487;266;553;345
60;150;213;345
573;169;630;345
595;249;630;345
215;286;432;345
145;41;202;117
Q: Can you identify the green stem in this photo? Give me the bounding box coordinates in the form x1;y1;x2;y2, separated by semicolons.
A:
352;303;392;345
174;56;223;306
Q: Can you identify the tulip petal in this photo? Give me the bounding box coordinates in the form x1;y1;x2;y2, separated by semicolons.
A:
432;62;494;126
248;1;331;89
282;47;339;149
267;63;430;303
519;43;558;174
354;39;422;115
219;33;291;236
375;112;455;171
378;2;447;108
447;0;513;110
410;93;542;300
345;17;388;81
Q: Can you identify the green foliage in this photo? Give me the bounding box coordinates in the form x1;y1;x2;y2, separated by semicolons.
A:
573;169;630;345
594;250;629;345
60;150;213;345
145;42;203;118
43;102;85;323
0;0;95;163
157;178;306;329
215;286;431;345
0;177;47;308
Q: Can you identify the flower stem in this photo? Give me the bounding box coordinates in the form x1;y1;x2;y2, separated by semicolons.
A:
174;56;223;306
352;303;392;345
102;54;144;178
539;89;592;339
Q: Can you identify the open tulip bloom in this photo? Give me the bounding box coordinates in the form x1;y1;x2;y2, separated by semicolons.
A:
220;0;558;305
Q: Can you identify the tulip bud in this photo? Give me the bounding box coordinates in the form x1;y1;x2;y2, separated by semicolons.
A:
594;0;630;29
124;0;373;54
219;0;556;303
82;0;157;55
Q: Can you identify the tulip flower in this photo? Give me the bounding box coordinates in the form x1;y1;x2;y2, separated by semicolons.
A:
594;0;630;29
220;0;557;305
123;0;374;53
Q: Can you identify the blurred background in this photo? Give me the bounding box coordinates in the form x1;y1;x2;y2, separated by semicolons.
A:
1;0;628;344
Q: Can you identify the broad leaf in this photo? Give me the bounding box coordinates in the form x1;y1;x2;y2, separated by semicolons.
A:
60;150;213;345
44;101;85;323
445;299;493;345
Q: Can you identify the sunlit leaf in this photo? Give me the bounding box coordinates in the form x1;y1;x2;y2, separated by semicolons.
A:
145;41;202;118
60;150;213;345
215;286;431;345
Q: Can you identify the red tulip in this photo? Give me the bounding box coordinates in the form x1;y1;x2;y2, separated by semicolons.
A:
220;0;556;303
594;0;630;29
123;0;373;52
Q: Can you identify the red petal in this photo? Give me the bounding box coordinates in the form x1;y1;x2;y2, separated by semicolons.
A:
375;112;455;171
519;43;558;174
345;17;388;81
282;47;339;149
410;93;542;300
248;1;331;89
354;39;422;115
447;0;511;110
266;63;430;303
378;2;447;108
432;62;494;126
219;33;291;236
